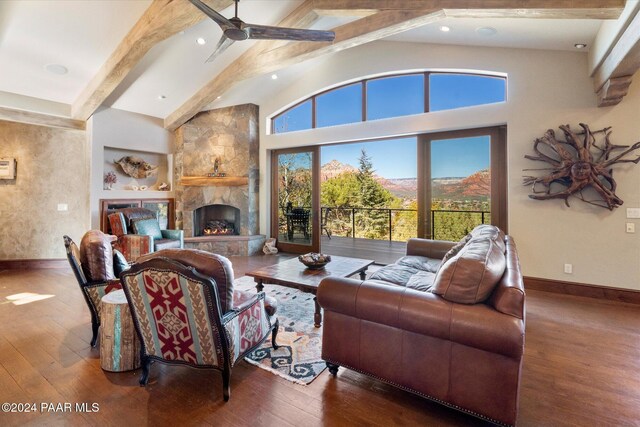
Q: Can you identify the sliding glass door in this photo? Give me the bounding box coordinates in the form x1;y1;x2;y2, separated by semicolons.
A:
271;147;320;253
418;127;506;240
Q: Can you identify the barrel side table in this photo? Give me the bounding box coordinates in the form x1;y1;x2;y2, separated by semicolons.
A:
100;289;141;372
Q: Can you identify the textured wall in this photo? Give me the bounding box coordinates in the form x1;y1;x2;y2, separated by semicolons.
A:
175;104;259;237
0;121;89;259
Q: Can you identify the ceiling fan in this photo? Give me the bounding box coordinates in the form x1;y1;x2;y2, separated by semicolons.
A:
189;0;336;62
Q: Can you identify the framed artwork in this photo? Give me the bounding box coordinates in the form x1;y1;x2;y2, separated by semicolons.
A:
0;158;16;179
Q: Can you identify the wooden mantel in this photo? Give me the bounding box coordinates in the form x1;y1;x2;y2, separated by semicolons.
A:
179;176;249;186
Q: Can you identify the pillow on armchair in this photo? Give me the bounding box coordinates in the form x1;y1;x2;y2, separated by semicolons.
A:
133;218;163;240
79;230;117;281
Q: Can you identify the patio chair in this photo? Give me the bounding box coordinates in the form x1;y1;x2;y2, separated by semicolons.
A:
286;207;310;240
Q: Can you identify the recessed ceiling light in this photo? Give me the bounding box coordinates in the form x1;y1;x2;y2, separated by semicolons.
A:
216;96;221;100
45;64;68;75
196;38;206;45
271;74;278;80
158;95;167;100
574;43;587;49
476;27;497;36
439;26;451;32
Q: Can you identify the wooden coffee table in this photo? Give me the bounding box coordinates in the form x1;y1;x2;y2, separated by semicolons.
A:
246;255;374;327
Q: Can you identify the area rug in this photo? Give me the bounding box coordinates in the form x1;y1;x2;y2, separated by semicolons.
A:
234;276;326;385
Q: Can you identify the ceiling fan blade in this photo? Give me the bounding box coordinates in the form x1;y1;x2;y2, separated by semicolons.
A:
245;24;335;42
188;0;235;31
205;35;235;62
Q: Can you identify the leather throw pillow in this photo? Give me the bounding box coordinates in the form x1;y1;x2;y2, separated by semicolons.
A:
80;230;117;282
432;237;506;304
440;233;472;266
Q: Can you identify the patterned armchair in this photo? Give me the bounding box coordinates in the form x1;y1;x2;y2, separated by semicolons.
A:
120;249;279;401
64;233;123;347
107;207;183;263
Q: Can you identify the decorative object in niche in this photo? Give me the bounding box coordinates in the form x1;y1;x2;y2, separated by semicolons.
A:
103;171;117;190
158;182;170;191
207;156;226;177
139;185;148;191
0;158;16;179
114;156;158;179
523;123;640;210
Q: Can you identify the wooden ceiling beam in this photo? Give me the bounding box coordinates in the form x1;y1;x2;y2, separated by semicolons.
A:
71;0;234;122
312;0;625;19
0;107;86;131
593;10;640;107
165;0;627;129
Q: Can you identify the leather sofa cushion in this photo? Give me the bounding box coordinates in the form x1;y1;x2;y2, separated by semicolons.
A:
405;271;437;292
133;219;163;240
396;256;441;273
80;230;117;282
432;237;506;304
154;238;182;251
440;233;472;265
471;224;506;253
369;264;420;286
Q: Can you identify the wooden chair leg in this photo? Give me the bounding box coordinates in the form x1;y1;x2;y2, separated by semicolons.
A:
222;365;231;402
327;362;340;376
139;356;151;386
90;319;99;348
271;318;279;350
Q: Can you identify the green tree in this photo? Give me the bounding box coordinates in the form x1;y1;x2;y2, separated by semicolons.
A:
356;149;394;239
321;172;360;237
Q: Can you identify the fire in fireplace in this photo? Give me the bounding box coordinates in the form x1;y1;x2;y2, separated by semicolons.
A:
193;204;241;237
203;220;236;235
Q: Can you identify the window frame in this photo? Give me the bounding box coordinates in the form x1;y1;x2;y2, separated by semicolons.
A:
270;71;506;134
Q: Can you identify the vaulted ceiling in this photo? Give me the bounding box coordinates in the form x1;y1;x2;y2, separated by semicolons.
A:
0;0;637;131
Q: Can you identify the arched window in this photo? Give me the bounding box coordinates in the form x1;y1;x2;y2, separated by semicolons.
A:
271;72;506;134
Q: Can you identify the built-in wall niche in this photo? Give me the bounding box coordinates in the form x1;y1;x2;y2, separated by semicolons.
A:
103;147;172;192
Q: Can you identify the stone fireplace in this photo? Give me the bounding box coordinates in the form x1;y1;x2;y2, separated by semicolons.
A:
174;104;264;256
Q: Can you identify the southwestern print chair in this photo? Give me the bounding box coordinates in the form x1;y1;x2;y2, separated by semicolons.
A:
120;249;279;401
107;207;183;263
64;232;124;347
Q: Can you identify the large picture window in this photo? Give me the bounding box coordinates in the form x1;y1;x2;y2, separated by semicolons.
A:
271;72;506;134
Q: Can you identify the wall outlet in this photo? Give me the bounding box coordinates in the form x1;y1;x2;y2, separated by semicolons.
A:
57;203;68;212
626;223;635;233
627;208;640;218
564;263;573;274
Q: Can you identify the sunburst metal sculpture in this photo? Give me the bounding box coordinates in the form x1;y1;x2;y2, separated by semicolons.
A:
523;123;640;210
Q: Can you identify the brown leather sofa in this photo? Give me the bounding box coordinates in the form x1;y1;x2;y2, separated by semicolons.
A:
317;226;525;426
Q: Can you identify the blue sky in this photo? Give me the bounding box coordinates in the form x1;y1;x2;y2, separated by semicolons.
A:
321;135;490;179
284;73;501;178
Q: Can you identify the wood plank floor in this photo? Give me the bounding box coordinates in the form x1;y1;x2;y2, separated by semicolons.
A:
0;256;639;426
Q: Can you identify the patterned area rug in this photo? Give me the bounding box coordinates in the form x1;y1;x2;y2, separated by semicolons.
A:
234;276;326;385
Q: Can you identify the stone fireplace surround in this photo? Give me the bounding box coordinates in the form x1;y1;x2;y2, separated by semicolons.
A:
174;104;265;256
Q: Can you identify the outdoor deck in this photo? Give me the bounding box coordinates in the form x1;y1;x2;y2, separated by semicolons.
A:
321;235;406;265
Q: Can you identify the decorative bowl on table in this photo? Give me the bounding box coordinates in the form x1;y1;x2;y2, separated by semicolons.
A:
298;253;332;270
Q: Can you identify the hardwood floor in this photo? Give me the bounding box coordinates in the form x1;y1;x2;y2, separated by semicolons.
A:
0;257;639;426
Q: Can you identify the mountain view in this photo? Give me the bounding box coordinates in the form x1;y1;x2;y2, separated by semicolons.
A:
321;160;490;202
278;149;490;243
318;155;490;241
